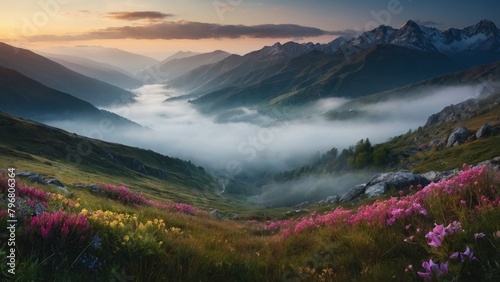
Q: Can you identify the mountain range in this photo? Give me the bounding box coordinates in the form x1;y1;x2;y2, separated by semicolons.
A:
139;50;231;83
165;19;500;114
43;53;143;89
40;45;159;74
0;42;135;107
0;65;143;132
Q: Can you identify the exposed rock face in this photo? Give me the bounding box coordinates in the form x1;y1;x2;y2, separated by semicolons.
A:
364;182;387;198
17;171;47;185
424;99;479;128
326;195;339;204
339;184;366;203
446;127;470;147
476;123;492;139
318;195;339;205
117;156;147;173
420;170;458;183
285;210;309;216
210;209;222;219
364;171;430;198
46;178;64;187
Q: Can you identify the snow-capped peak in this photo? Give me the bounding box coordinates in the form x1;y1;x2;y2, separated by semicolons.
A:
341;19;500;55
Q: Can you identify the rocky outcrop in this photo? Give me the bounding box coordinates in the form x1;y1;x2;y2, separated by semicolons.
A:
339;184;366;203
446;127;470;147
420;170;458;183
476;123;492;139
16;172;69;194
318;195;339;205
17;171;48;185
210;209;222;219
424;98;479;128
364;171;430;198
46;178;64;187
365;182;387;198
116;156;147;173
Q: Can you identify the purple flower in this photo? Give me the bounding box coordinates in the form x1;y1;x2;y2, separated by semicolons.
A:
418;259;448;281
425;231;442;248
460;246;475;262
433;224;446;236
474;232;486;239
449;252;459;259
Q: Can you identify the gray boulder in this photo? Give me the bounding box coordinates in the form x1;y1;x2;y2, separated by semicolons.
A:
285;210;309;216
476;123;492;139
326;195;339;204
46;178;64;187
17;172;47;185
447;127;470;147
364;171;430;198
425;98;479;128
210;209;222;219
318;195;339;206
339;184;366;203
364;182;387;198
421;170;458;183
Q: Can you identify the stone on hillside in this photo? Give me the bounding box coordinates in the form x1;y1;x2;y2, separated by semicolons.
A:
425;98;479;128
295;201;309;208
285;210;309;216
364;171;430;198
17;172;47;185
210;209;222;219
446;127;470;147
420;170;458;183
90;184;99;193
46;178;64;187
339;184;366;203
476;123;492;139
364;182;387;198
326;195;339;204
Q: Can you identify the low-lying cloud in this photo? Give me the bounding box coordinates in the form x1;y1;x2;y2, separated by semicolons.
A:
250;172;373;207
46;84;482;190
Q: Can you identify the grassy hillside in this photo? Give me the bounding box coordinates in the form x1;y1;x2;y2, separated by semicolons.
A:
0;113;262;215
1;157;498;281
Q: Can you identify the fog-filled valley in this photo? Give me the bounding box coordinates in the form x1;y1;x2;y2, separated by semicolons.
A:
48;84;480;172
44;83;484;206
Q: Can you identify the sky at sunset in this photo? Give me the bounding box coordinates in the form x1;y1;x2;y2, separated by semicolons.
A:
1;0;499;59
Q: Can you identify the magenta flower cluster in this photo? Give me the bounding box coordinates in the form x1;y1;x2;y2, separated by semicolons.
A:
148;201;198;215
97;183;198;214
425;221;464;248
98;183;148;206
18;186;51;202
27;210;91;242
264;164;498;237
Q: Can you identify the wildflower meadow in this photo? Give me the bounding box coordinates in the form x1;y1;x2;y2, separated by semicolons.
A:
1;163;499;281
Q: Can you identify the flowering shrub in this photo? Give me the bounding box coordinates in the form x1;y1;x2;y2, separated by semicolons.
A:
150;202;198;215
98;183;148;206
81;209;178;248
94;183;199;215
26;211;91;244
18;186;51;202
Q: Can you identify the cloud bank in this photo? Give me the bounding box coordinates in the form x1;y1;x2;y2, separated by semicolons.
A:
26;21;348;41
104;11;174;21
